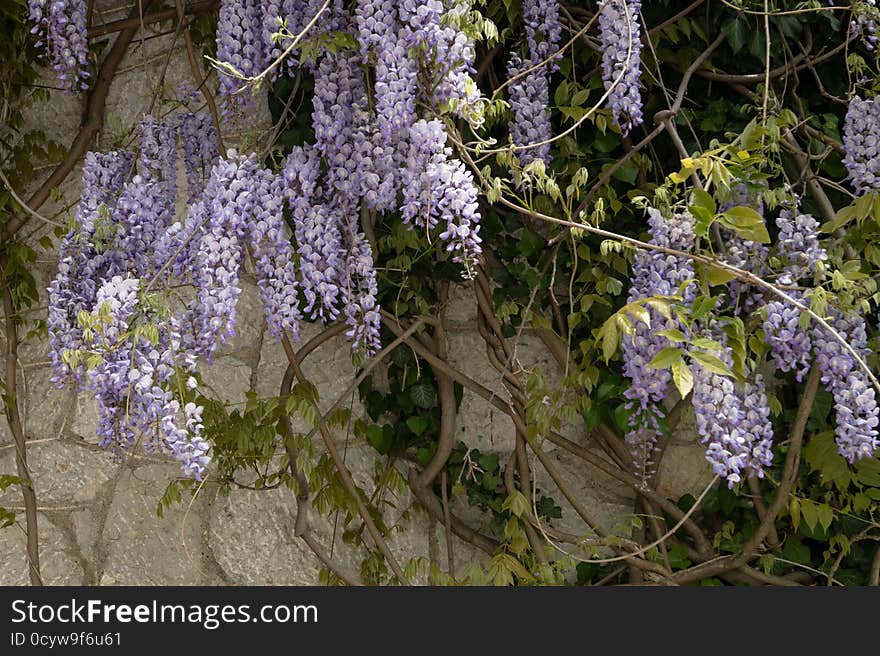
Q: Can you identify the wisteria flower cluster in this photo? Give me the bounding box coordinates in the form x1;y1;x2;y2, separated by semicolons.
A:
761;207;826;382
288;0;484;270
622;206;696;479
598;0;644;135
843;95;880;194
692;340;774;487
27;0;89;92
506;0;561;166
813;313;879;462
49;111;219;480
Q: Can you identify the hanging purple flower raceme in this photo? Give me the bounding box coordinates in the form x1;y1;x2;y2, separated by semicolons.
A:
113;175;177;278
178;111;220;201
719;184;769;315
621;207;696;480
281;145;344;322
506;0;560;166
523;0;562;64
762;296;812;382
692;343;773;488
812;313;879;462
216;0;266;105
312;50;375;200
847;1;880;51
246;164;302;340
187;154;249;359
338;208;382;354
27;0;89;92
507;54;553;166
761;207;826;380
597;0;643;135
138;115;179;185
48;150;132;385
374;33;419;141
398;0;481;115
355;0;398;58
83;275;210;480
400;119;483;270
842;95;880;194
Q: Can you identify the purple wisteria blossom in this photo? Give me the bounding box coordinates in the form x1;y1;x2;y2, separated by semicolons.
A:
27;0;89;92
813;313;879;462
622;207;695;479
693;344;774;487
843;95;880;194
762;207;826;380
598;0;643;135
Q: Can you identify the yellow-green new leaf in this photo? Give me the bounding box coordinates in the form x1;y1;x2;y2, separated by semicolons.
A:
648;346;682;370
671;359;694;398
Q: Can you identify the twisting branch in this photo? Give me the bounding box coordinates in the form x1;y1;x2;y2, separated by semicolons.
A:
278;365;361;586
278;333;410;584
1;278;41;585
2;1;155;242
173;0;226;157
670;365;820;584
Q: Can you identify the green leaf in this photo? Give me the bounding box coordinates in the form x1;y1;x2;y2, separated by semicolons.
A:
409;383;435;409
501;491;530;518
671;360;694;398
647;347;682;370
855;456;880;486
417;444;436;466
816;504;834;532
690;188;717;215
799;498;819;531
720;206;771;242
705;266;737;286
722;18;748;54
656;328;687;343
478;453;499;473
804;431;852;490
781;536;811;565
690;351;733;377
366;424;393;455
570;87;590;106
405;415;429;436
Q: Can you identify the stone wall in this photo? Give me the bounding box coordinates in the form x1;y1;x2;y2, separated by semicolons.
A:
0;2;712;585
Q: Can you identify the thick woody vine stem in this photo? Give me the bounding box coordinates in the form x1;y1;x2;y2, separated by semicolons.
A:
2;1;155;242
278;364;361;586
2;278;41;585
278;333;410;584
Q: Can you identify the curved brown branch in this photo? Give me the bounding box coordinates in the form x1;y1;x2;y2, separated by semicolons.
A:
406;467;500;556
3;1;155;242
279;333;410;584
2;280;41;585
670;365;820;584
279;365;361;586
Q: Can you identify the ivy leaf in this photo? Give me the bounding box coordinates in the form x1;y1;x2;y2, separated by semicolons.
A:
366;424;393;454
409;383;435;409
722;18;748;54
406;415;429;436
